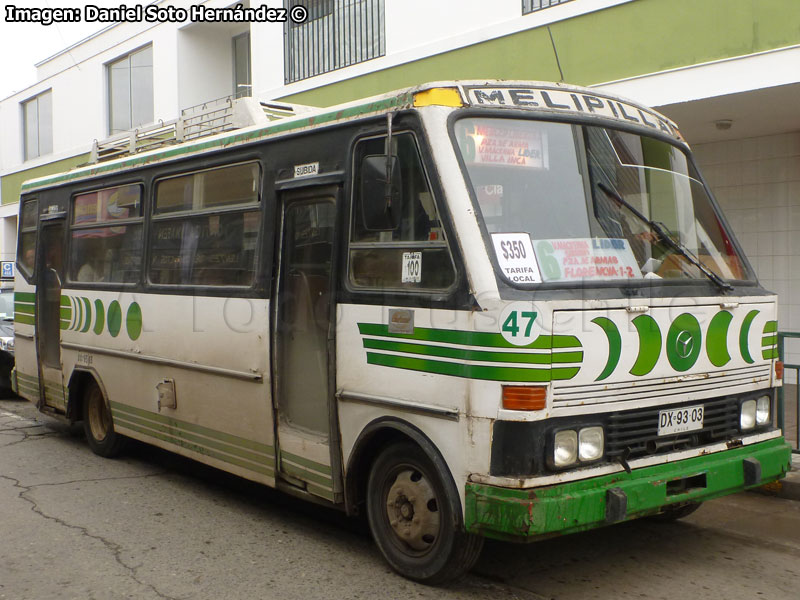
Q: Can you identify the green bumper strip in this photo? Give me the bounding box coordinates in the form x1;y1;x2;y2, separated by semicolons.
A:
465;437;791;542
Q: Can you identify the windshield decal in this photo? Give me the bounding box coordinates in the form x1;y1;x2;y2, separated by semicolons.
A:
491;233;541;284
533;238;642;282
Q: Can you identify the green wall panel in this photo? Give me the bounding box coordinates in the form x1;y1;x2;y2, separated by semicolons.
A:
281;0;800;107
1;153;90;205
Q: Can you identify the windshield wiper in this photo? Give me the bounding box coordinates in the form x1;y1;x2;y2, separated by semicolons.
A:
597;182;733;292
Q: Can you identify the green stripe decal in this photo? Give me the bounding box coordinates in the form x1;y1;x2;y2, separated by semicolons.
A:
113;411;275;468
706;311;733;368
762;335;777;347
15;314;35;325
591;317;621;381
14;302;35;315
281;461;334;488
93;300;105;335
306;484;336;502
763;321;778;334
80;298;92;333
366;353;578;382
116;418;275;478
762;348;779;360
15;292;35;302
740;310;759;364
630;314;661;376
280;450;332;475
110;402;274;455
357;323;580;350
16;372;39;384
362;338;573;365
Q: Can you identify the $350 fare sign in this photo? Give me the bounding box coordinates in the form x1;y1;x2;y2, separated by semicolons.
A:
491;233;542;284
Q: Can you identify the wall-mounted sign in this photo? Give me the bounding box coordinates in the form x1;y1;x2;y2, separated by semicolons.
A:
1;262;15;279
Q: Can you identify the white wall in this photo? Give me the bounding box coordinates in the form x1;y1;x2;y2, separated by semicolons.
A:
693;132;800;370
178;22;250;110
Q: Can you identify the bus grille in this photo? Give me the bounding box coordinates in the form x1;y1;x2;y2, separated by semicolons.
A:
605;396;741;459
553;364;771;406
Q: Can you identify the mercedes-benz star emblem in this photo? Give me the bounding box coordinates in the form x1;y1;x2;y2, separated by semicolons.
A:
675;330;694;359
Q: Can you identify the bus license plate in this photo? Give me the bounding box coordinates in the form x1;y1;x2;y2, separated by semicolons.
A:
658;405;704;436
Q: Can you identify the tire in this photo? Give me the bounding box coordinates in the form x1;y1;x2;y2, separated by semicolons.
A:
649;502;701;522
366;441;484;585
82;380;127;458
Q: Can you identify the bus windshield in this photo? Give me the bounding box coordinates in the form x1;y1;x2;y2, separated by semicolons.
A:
453;117;753;285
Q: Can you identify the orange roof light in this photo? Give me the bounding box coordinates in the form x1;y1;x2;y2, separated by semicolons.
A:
775;360;784;381
502;385;547;411
413;87;464;108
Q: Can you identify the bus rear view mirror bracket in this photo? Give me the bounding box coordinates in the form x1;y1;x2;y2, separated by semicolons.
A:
360;154;402;231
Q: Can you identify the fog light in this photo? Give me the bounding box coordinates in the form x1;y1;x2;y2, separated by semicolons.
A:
579;427;605;462
554;430;578;468
756;395;771;425
740;399;756;430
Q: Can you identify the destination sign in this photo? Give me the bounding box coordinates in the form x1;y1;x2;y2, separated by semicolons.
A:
464;86;679;138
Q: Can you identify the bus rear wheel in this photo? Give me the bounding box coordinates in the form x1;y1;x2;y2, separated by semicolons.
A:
366;442;483;585
82;380;126;458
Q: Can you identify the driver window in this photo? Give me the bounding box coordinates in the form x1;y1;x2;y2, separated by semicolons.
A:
349;132;455;291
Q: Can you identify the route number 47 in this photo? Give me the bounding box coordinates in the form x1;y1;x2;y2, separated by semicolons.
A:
502;311;538;337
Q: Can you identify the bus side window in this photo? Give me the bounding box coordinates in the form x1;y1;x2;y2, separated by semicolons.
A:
17;197;39;279
68;184;143;284
149;162;260;287
349;133;456;291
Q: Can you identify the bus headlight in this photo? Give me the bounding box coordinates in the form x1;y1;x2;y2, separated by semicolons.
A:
553;430;578;467
756;395;771;426
740;399;757;430
579;427;605;462
553;426;605;468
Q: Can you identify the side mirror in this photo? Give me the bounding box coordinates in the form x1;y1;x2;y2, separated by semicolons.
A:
360;154;402;231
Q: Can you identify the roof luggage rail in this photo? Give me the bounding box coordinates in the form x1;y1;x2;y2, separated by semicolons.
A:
88;96;317;163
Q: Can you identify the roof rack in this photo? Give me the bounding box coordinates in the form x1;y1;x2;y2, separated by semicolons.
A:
88;96;316;164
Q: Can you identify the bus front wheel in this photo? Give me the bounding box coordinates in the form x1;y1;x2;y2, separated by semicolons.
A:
82;380;126;458
366;442;483;584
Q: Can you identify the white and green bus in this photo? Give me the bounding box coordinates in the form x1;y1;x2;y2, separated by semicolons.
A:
13;81;792;583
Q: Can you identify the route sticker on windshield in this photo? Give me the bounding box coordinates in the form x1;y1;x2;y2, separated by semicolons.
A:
533;238;642;281
491;233;541;284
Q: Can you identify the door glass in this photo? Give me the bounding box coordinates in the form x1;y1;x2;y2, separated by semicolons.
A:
277;200;336;433
38;224;65;369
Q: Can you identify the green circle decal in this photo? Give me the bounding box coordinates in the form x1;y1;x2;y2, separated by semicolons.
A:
126;302;142;341
93;299;105;335
667;313;702;372
107;301;122;338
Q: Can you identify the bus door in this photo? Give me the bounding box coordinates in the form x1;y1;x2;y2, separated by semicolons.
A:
273;187;342;502
36;218;67;411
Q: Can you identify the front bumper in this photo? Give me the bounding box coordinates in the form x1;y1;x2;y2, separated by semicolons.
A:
465;437;792;542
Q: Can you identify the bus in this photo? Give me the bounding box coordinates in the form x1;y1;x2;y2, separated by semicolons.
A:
13;81;792;584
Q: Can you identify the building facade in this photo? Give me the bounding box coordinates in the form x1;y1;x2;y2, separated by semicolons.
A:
1;0;799;348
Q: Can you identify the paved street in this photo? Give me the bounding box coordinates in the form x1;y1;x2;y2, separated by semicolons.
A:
2;397;799;600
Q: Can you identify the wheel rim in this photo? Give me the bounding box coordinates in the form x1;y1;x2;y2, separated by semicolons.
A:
87;387;110;443
383;466;441;554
